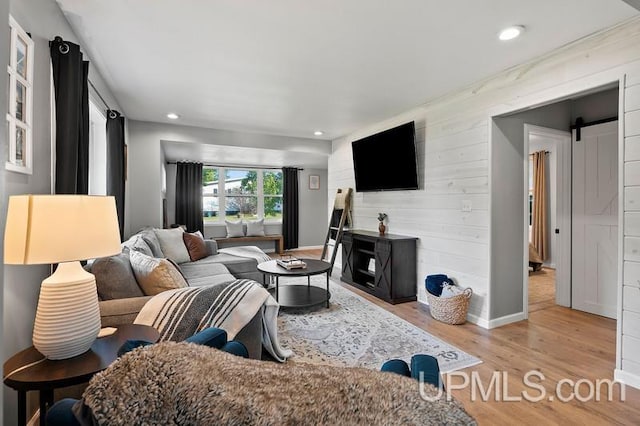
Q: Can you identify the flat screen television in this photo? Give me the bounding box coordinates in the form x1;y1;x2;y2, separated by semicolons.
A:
351;121;418;192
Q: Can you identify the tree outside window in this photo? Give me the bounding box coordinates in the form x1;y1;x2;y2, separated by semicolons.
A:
202;167;282;223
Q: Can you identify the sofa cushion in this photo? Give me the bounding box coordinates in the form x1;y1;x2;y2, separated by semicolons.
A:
122;236;153;257
183;231;208;262
138;229;164;258
154;228;191;264
246;219;265;237
190;253;258;276
225;220;244;237
129;250;188;296
91;252;144;300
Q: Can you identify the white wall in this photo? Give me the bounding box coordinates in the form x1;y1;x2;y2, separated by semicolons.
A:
0;0;9;421
329;17;640;387
3;0;120;423
126;120;331;239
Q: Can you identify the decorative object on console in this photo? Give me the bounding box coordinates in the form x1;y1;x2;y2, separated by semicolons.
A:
3;195;121;360
377;212;387;235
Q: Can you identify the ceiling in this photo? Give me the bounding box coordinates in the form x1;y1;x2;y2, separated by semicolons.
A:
57;1;637;141
162;140;329;169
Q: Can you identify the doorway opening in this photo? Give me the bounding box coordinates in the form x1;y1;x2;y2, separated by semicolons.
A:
491;83;620;321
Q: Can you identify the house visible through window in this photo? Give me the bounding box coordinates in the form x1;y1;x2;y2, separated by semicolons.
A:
203;167;283;222
7;16;34;174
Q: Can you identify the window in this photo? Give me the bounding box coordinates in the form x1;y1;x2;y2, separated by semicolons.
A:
202;167;283;223
88;100;107;195
6;16;34;174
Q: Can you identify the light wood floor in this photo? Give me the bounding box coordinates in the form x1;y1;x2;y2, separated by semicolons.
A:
529;267;556;313
282;249;640;425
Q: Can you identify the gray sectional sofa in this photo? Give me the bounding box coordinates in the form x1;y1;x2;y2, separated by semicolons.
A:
88;227;267;358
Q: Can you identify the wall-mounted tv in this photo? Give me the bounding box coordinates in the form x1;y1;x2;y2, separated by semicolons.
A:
351;121;418;192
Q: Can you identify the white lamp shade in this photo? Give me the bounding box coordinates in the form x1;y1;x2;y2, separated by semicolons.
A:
4;195;122;264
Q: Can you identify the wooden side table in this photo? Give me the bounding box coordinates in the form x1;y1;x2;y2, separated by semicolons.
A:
3;324;159;426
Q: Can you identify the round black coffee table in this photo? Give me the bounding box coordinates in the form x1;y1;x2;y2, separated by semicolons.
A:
257;259;332;309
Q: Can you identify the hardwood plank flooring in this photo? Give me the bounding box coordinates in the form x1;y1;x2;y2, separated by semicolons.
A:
529;267;556;313
280;248;640;425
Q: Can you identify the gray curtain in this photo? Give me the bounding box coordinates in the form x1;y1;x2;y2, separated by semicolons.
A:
175;162;204;233
282;167;299;249
107;110;126;239
50;36;89;194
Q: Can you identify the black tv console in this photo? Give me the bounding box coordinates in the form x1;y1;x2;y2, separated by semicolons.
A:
341;230;418;304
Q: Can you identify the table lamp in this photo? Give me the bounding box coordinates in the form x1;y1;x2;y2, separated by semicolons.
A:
4;195;121;360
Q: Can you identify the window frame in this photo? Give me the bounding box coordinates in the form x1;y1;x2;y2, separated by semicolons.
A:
202;167;283;224
6;15;34;174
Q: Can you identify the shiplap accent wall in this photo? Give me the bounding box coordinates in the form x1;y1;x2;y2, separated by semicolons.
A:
330;18;640;387
622;69;640;388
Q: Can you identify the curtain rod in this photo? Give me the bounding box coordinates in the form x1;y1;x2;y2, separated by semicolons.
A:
87;78;113;115
166;161;303;171
529;151;550;155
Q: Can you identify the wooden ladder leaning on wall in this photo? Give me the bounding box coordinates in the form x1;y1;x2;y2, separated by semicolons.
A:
321;188;353;272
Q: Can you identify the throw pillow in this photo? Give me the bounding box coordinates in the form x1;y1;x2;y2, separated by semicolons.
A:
129;250;188;296
122;235;153;257
183;231;208;262
153;227;191;264
246;219;265;237
91;252;144;300
139;229;164;258
225;220;244;238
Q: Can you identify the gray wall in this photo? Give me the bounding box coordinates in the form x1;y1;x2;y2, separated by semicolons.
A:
3;1;120;423
126;120;330;241
298;168;328;247
490;88;619;320
491;101;572;320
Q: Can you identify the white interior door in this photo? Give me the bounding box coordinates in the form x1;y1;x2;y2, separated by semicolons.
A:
572;120;618;319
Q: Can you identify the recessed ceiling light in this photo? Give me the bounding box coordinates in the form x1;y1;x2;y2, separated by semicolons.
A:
499;25;525;41
167;113;179;120
314;130;324;136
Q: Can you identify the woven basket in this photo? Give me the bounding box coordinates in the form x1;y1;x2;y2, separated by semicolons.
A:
426;288;473;325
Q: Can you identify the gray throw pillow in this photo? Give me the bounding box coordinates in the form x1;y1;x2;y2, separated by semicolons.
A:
139;229;164;258
225;220;244;238
153;228;191;264
204;239;218;256
122;236;153;257
91;252;144;300
246;219;265;237
129;250;189;296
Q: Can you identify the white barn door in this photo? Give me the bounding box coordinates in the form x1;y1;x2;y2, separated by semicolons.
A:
572;120;618;319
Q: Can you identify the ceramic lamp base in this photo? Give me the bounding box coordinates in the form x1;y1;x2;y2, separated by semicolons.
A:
32;261;101;360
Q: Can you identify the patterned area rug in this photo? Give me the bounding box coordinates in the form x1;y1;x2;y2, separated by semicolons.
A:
277;277;482;373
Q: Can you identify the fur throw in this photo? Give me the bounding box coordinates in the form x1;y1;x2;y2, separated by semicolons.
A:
82;342;475;425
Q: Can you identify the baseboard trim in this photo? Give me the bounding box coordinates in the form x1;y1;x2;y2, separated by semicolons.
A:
417;300;491;329
296;245;324;250
467;312;490;329
615;368;640;390
487;312;527;329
